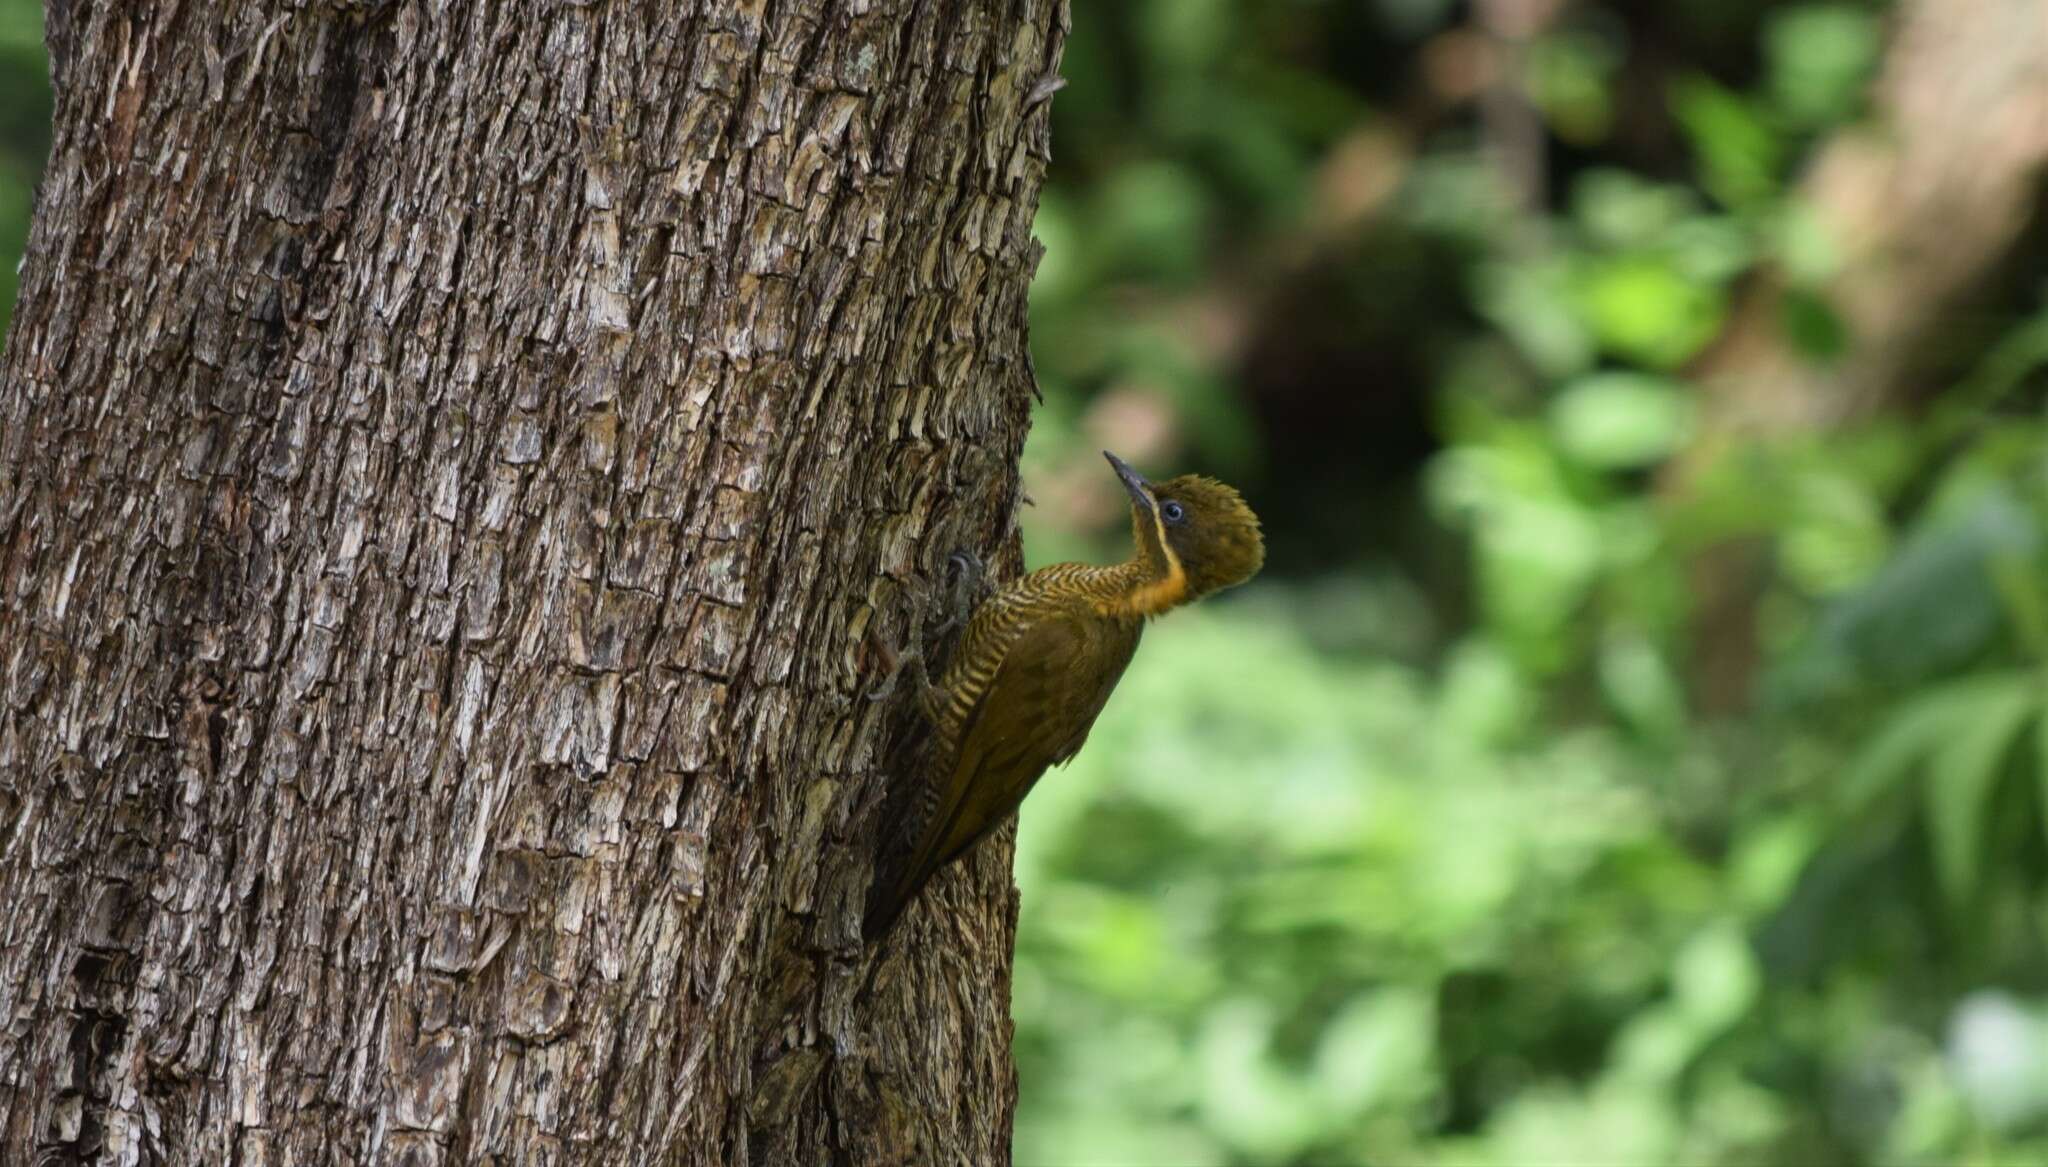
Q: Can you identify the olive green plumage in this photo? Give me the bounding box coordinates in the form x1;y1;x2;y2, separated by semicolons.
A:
865;452;1265;939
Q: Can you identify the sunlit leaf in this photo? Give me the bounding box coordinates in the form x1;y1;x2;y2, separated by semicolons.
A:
1473;258;1595;379
1315;987;1438;1112
1729;815;1818;916
1773;199;1844;283
1436;637;1536;745
1599;634;1688;743
1572;170;1693;249
1671;922;1761;1035
1549;372;1694;469
1612;1006;1699;1085
1766;5;1881;127
1576;254;1724;368
1198;1000;1324;1158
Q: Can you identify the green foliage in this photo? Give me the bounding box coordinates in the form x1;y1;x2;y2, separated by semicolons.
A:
1;1;2044;1163
1013;0;2048;1163
0;0;45;341
1765;6;1882;128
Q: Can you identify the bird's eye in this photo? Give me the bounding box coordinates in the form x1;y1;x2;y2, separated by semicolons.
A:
1161;501;1186;524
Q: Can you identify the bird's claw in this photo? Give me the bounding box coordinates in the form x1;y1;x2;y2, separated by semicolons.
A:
867;547;983;711
865;646;925;704
930;549;986;637
866;571;932;704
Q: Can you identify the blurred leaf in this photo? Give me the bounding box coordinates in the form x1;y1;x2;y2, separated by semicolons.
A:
1671;75;1784;208
1199;1000;1325;1159
1549;372;1694;469
1244;61;1374;144
1436;637;1536;745
1613;1006;1698;1084
1929;303;2048;448
1989;550;2048;657
1092;160;1213;283
1772;198;1844;283
1779;286;1849;361
1401;153;1517;242
1430;437;1606;671
1778;462;1891;597
2039;714;2048;854
1663;214;1754;284
0;0;39;52
1840;674;2020;813
1803;487;2041;685
1922;678;2037;904
1884;1049;1973;1162
1765;5;1881;128
1188;92;1316;218
1530;30;1622;145
1314;987;1437;1113
1575;254;1724;368
1487;1082;1679;1166
1473;258;1595;379
1140;0;1232;76
1571;170;1694;251
1598;634;1688;742
1729;814;1818;916
1028;190;1085;309
1671;922;1762;1035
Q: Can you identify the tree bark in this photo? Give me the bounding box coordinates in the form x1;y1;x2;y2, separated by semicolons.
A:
0;2;1065;1163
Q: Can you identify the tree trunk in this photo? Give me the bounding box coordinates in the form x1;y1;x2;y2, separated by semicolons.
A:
0;2;1065;1163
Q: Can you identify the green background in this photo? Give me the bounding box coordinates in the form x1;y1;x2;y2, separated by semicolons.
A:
6;2;2048;1163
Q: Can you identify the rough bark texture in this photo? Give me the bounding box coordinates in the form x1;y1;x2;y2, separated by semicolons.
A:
0;2;1066;1163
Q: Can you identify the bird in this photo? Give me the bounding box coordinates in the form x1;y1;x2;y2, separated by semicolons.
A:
863;451;1265;940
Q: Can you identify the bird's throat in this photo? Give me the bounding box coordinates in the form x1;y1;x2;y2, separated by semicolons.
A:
1101;507;1189;617
1122;563;1189;616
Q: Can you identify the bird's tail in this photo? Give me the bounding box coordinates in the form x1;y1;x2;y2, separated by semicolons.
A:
863;745;950;942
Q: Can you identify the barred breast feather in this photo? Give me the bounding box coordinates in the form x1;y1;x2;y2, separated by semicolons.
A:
864;563;1145;937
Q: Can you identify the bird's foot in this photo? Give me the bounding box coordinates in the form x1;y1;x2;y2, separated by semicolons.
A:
865;592;942;716
930;549;987;638
864;634;933;705
866;547;986;711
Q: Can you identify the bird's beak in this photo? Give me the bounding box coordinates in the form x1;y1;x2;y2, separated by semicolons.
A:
1103;451;1153;511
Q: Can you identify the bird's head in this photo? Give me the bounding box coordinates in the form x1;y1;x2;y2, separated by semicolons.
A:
1104;451;1265;610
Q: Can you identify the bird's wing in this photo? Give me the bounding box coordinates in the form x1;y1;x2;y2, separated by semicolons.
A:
866;611;1141;936
933;612;1141;866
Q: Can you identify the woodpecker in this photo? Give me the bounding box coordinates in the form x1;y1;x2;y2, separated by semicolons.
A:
864;451;1265;939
